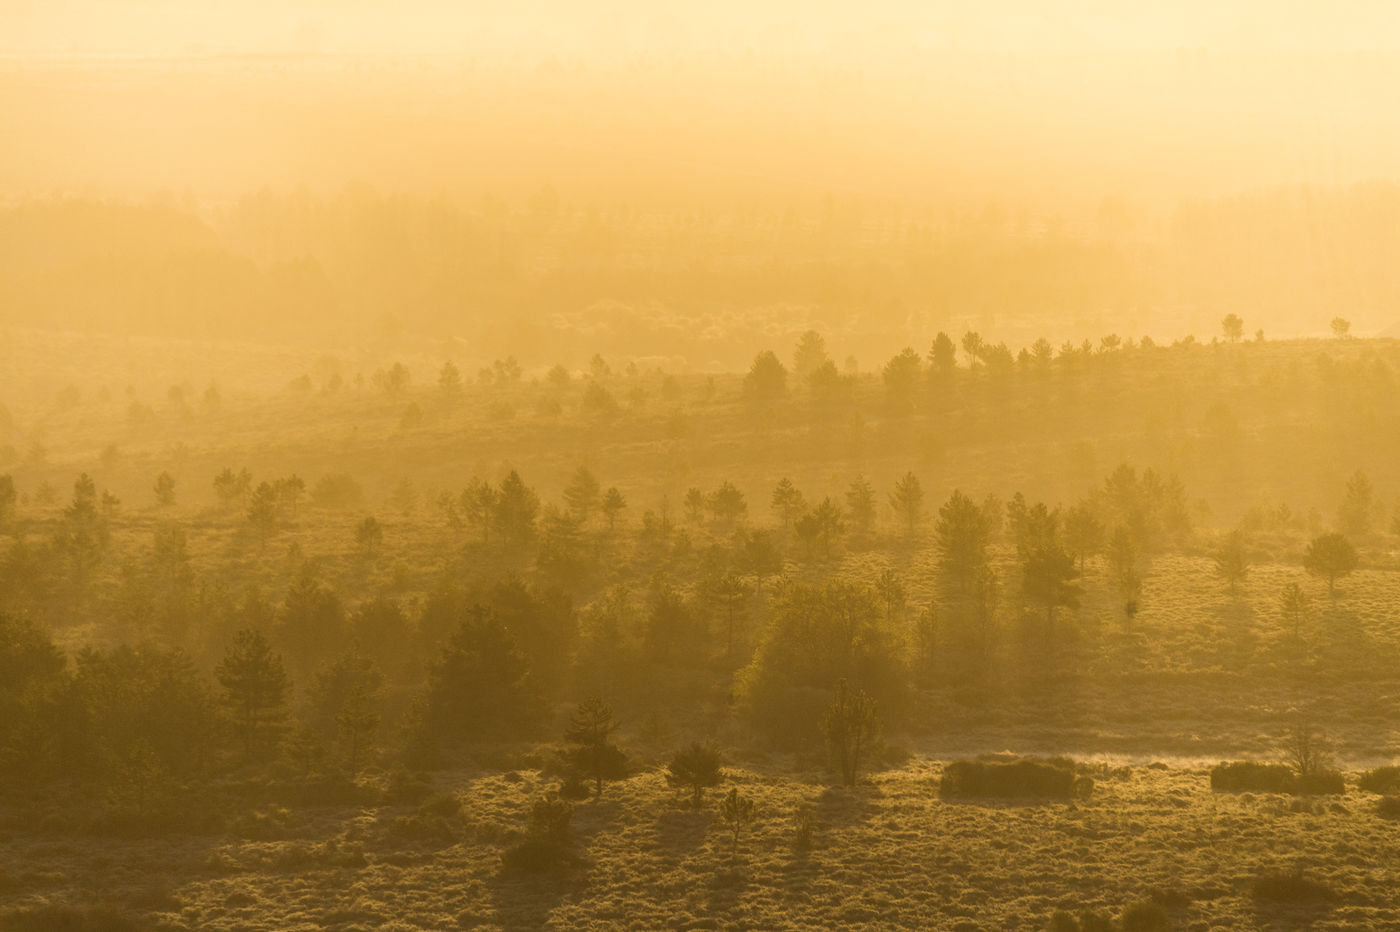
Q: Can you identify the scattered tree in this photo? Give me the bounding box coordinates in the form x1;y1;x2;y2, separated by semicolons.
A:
889;472;924;536
1214;530;1249;594
563;697;628;797
666;741;724;805
719;787;756;859
354;516;384;559
153;471;176;507
215;629;289;760
822;678;882;787
1221;313;1244;342
1303;532;1358;596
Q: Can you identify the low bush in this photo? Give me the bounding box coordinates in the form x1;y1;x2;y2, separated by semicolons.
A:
940;757;1085;799
1358;765;1400;794
1377;795;1400;819
1295;770;1345;795
1210;761;1344;795
1210;761;1295;793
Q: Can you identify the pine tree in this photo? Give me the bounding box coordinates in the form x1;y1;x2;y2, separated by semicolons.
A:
563;697;627;796
215;629;289;760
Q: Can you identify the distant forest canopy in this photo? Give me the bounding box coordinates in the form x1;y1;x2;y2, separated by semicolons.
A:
3;181;1399;368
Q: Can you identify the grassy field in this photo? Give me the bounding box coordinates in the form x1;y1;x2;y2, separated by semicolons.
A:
4;757;1398;931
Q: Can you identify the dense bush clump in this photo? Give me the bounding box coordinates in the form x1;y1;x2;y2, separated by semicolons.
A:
1210;761;1343;795
1377;795;1400;819
940;757;1088;799
1358;766;1400;794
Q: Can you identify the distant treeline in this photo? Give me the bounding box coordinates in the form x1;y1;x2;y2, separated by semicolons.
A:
4;182;1400;364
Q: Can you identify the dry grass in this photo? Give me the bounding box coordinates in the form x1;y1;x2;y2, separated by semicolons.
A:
4;761;1400;930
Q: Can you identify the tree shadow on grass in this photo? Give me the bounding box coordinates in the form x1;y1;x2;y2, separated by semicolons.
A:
654;803;714;853
485;869;577;931
814;783;883;829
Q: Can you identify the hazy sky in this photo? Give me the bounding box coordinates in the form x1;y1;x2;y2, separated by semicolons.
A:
3;2;1399;208
5;2;1400;57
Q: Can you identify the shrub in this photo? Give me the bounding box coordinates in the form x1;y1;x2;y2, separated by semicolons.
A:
1378;795;1400;819
1251;869;1336;904
500;796;573;874
940;757;1083;799
1359;766;1400;794
1295;770;1345;795
665;741;724;805
1210;760;1344;795
1210;761;1297;793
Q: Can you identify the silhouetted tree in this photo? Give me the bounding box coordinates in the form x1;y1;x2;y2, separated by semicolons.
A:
1221;313;1244;342
743;350;787;402
461;477;498;543
702;571;752;659
424;608;544;743
792;330;830;379
213;467;252;509
928;332;957;382
1280;582;1311;644
1215;530;1249;593
247;482;278;548
275;474;306;518
1303;532;1358;596
666;741;724;805
493;471;540;547
845;475;876;538
683;487;706;524
882;347;922;411
707;481;747;526
822;678;882;787
373;361;410;396
215;629;289;760
720;787;756;859
563;697;627;797
1108;525;1142;618
309;651;383;774
438;360;462;396
771;477;806;528
354;515;383;558
1331;317;1351;339
276;565;346;680
935;490;988;594
1022;544;1082;633
153;471;176;507
564;466;601;522
889;472;924;536
601;487;626;530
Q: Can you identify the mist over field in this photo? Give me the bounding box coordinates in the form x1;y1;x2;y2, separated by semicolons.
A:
5;3;1400;930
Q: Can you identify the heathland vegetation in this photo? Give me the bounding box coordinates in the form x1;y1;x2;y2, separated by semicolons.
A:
4;322;1400;928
